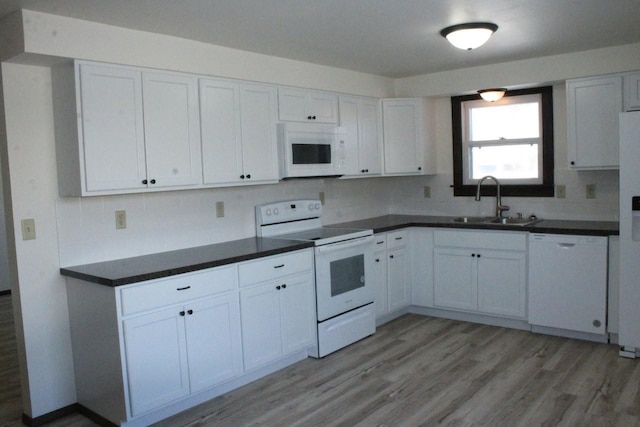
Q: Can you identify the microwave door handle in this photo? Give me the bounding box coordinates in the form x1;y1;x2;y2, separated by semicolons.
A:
316;236;372;254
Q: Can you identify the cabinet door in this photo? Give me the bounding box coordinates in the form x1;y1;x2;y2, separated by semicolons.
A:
372;237;388;318
142;71;202;188
387;246;411;312
624;72;640;112
382;99;422;174
278;88;308;122
338;97;361;175
240;283;282;371
200;79;243;185
123;308;189;416
477;250;526;318
567;76;622;169
78;63;147;192
239;83;279;183
279;273;316;355
358;99;382;175
434;248;476;311
411;228;434;307
307;91;338;124
184;293;243;393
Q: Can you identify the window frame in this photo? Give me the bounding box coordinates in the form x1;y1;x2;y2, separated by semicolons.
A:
451;86;555;197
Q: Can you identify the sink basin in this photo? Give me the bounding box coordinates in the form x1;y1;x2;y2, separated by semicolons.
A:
451;216;542;226
452;216;495;223
487;217;542;226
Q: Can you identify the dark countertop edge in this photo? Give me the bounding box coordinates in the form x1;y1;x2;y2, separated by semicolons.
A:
60;240;314;287
327;215;619;236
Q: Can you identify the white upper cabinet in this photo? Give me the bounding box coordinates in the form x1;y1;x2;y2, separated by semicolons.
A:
200;79;279;186
381;98;436;176
624;71;640;111
53;61;202;196
338;96;381;176
278;88;338;123
142;71;202;189
566;75;623;169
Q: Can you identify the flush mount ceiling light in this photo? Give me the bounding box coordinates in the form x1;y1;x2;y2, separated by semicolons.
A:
440;22;498;50
478;88;507;102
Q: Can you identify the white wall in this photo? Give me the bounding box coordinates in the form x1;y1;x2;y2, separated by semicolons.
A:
0;7;635;420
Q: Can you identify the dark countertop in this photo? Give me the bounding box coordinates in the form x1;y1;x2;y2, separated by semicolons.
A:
60;237;313;287
327;214;619;236
61;215;618;288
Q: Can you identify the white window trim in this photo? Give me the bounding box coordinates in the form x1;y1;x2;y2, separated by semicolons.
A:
461;94;544;186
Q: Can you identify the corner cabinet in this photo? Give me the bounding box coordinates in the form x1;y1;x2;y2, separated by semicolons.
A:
278;87;338;124
433;229;527;319
373;230;411;320
199;79;279;186
381;98;436;176
52;61;202;196
338;95;382;177
566;75;622;169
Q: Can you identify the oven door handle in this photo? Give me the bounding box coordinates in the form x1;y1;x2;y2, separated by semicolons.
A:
315;236;373;254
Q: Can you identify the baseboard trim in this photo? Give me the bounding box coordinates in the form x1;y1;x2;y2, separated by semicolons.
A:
22;404;77;426
78;404;118;427
0;289;11;296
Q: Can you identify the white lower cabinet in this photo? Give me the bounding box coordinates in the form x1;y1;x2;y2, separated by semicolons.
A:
374;230;411;320
433;229;527;319
239;252;316;372
66;249;315;426
124;292;242;416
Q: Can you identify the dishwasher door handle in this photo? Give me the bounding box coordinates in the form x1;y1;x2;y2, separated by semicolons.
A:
557;243;576;248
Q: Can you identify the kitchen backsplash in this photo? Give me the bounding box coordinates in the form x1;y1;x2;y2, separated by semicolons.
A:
56;170;618;268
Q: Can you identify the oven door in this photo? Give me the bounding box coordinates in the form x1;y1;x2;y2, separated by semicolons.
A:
315;235;375;322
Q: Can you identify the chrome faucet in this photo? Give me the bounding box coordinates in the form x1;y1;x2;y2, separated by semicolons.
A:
475;175;510;218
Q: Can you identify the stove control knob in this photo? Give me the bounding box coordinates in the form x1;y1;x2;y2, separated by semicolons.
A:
315;203;320;210
266;209;272;216
308;204;314;211
273;208;279;215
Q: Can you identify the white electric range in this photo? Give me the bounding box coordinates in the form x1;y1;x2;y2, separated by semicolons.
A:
256;200;376;358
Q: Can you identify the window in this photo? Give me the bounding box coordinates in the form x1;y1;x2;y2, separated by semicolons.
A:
451;86;554;197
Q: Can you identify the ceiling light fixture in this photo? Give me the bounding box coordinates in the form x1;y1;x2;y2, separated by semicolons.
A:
478;88;507;102
440;22;498;50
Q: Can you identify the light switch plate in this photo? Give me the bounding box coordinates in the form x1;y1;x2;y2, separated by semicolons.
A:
21;218;36;240
586;184;596;199
319;191;325;205
556;185;566;199
216;201;225;218
423;186;431;198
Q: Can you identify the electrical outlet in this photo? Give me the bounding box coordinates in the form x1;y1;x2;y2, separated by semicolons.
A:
216;201;225;218
556;185;566;199
586;184;596;199
21;218;36;240
423;186;431;198
319;192;325;205
115;210;127;230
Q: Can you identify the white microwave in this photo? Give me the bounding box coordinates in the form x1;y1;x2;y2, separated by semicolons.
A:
278;123;346;179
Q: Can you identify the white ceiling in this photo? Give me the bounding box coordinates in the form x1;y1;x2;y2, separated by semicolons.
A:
2;0;640;78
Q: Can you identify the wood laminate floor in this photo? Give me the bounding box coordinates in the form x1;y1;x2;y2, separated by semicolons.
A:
1;293;639;426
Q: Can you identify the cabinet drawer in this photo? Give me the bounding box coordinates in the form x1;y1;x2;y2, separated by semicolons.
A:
434;229;527;251
239;250;313;287
373;234;387;249
120;265;237;316
387;230;408;249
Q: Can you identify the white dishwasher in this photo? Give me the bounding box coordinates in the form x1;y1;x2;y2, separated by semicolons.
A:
528;233;608;335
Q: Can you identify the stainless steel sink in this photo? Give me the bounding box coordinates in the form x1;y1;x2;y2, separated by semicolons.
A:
452;216;495;223
451;216;541;226
488;217;541;226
